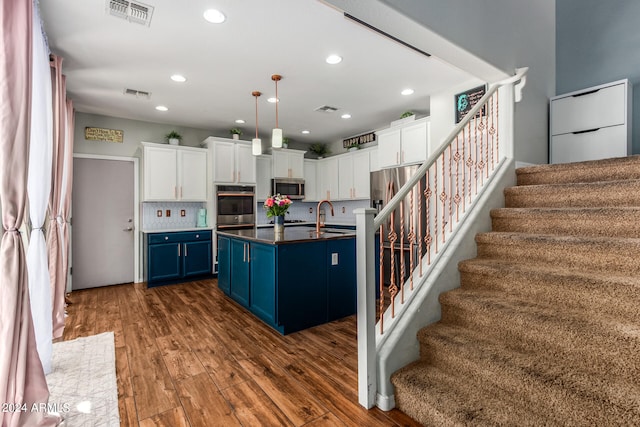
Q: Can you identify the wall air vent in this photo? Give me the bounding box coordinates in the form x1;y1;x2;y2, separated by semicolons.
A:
107;0;154;26
315;105;340;113
124;88;151;99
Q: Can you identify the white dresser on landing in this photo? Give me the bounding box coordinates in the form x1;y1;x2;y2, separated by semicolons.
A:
550;79;632;164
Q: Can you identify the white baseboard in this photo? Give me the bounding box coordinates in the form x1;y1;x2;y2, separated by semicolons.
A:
376;392;395;411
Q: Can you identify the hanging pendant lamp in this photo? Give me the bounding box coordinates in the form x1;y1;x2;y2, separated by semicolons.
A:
271;74;283;148
252;91;262;155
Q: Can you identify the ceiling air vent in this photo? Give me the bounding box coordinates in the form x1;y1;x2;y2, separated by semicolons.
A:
124;88;151;99
107;0;154;26
315;105;340;113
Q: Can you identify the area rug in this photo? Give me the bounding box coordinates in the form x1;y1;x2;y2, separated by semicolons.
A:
46;332;120;426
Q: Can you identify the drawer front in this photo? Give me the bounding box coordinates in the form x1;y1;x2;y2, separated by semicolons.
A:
148;230;211;244
551;83;627;135
550;125;628;164
551;83;626;135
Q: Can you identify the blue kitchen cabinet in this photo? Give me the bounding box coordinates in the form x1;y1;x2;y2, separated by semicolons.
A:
229;238;250;307
327;238;357;321
249;242;277;326
147;230;212;286
217;236;230;294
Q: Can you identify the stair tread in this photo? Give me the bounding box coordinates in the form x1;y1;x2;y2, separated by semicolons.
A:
417;323;640;423
517;155;640;175
491;205;640;216
476;230;640;247
392;362;553;426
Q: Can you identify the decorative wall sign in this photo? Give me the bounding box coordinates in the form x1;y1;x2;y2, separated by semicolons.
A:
84;127;124;143
454;85;487;124
343;131;376;148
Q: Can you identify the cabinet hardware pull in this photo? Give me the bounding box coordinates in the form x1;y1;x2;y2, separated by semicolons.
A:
402;151;405;162
247;245;250;262
572;128;601;134
396;152;399;163
243;243;246;262
174;186;177;198
184;243;188;257
572;89;600;97
178;243;181;256
180;187;183;198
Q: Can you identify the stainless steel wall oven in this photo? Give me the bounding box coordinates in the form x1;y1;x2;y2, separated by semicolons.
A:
216;185;255;229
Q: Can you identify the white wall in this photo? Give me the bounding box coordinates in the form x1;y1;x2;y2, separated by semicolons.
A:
323;0;555;164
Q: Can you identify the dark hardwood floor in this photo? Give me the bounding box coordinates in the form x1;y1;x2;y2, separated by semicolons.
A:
62;279;420;426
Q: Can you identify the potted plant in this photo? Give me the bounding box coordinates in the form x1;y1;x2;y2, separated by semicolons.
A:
400;111;415;119
230;128;242;140
391;111;416;127
346;142;360;152
282;137;290;149
165;130;182;145
308;143;329;159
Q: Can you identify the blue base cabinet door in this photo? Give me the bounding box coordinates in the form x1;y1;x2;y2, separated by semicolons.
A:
230;238;250;307
249;242;277;327
217;236;230;294
148;243;181;282
184;240;212;277
327;239;357;321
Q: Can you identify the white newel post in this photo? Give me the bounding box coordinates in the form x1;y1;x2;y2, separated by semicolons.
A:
355;207;377;408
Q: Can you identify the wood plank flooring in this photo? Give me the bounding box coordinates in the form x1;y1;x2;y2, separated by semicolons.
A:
62;279;420;426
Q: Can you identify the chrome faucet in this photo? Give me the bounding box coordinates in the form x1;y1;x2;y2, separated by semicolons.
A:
316;199;334;234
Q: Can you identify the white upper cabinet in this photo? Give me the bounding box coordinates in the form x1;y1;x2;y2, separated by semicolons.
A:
316;157;339;201
272;149;305;178
338;150;370;200
303;159;318;202
377;117;429;169
142;142;207;202
206;137;257;184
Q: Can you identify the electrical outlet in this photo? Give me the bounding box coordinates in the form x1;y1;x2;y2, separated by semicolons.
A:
156;210;162;217
309;207;313;214
342;206;345;214
331;253;338;265
180;209;186;217
166;209;171;217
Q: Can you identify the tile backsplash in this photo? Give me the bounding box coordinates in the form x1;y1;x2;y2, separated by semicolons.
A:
143;202;206;230
256;199;370;225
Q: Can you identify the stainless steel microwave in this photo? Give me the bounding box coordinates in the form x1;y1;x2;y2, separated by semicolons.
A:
271;178;305;200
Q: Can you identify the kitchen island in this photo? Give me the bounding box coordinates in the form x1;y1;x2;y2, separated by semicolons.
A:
216;226;356;334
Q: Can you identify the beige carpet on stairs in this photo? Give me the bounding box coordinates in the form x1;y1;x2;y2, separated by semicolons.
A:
391;155;640;426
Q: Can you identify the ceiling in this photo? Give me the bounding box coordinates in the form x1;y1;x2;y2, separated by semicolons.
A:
39;0;476;145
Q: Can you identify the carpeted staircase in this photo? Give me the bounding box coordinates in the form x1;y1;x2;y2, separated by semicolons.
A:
391;155;640;426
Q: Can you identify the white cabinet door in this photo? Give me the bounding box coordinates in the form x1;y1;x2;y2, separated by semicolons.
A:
303;160;317;201
235;144;256;184
377;129;401;169
317;158;339;200
401;121;428;165
213;141;236;183
289;153;304;178
338;156;353;199
144;146;177;201
256;156;272;201
352;151;370;199
179;150;207;201
272;151;289;177
551;125;627;164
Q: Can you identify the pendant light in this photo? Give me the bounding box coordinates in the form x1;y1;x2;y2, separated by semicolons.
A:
271;74;283;148
252;91;262;155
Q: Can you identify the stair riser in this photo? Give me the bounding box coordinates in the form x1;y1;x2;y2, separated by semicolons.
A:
439;301;640;381
459;269;640;323
476;238;640;275
504;181;640;208
419;335;638;424
491;214;640;238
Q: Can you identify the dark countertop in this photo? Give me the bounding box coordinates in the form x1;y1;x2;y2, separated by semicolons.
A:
216;226;355;245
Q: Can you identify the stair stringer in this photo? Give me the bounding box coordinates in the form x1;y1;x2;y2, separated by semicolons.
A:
375;158;516;410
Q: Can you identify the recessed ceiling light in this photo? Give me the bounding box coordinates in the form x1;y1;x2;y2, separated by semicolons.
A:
171;74;186;82
267;97;278;103
301;130;310;134
401;88;415;96
203;9;226;24
341;113;351;119
235;119;245;124
155;105;168;111
326;54;342;65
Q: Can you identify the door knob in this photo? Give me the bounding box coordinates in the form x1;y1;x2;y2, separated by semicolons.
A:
123;227;133;232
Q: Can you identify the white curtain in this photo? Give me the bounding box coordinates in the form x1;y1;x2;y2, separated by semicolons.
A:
27;2;54;374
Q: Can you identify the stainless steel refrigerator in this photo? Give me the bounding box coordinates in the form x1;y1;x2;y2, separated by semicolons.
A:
371;165;426;287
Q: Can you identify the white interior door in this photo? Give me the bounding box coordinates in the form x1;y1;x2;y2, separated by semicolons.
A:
72;157;134;289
